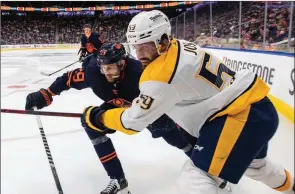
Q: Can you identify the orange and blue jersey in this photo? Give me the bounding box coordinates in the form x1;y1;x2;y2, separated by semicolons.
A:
80;32;104;55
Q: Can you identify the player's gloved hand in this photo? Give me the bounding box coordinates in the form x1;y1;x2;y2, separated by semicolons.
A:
81;106;116;134
92;49;99;55
77;47;85;55
25;89;53;110
79;53;86;62
78;48;82;55
78;47;87;62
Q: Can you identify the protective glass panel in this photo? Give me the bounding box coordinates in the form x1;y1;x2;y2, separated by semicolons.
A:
176;13;185;39
170;17;177;39
212;1;240;49
193;2;211;47
266;1;293;52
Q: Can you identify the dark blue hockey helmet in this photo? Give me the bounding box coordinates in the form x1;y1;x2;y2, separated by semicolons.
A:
98;42;126;66
98;43;127;81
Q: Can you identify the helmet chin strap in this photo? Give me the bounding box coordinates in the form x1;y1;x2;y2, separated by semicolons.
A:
111;74;120;79
110;74;121;83
156;35;171;55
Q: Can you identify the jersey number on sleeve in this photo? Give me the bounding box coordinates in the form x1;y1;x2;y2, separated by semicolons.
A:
197;52;235;90
73;69;85;82
135;94;154;110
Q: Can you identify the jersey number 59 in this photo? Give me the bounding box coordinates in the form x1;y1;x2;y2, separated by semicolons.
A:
183;42;235;90
197;52;235;90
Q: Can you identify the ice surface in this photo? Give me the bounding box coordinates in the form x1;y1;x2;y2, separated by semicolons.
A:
1;49;294;194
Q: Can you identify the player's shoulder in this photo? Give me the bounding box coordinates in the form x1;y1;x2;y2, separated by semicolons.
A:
178;39;203;53
81;34;86;39
125;56;142;73
84;63;104;83
139;38;180;85
85;63;100;75
91;31;99;37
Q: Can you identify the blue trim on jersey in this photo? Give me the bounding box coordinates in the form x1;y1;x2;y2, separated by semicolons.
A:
202;46;294;57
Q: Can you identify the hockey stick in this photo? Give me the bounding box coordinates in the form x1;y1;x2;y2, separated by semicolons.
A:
40;60;79;76
1;108;82;118
40;54;93;76
33;107;64;194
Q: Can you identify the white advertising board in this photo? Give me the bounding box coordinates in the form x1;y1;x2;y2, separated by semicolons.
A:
205;47;294;122
1;44;79;51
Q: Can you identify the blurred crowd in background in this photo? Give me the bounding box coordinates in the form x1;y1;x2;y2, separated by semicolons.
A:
171;1;294;52
1;1;294;52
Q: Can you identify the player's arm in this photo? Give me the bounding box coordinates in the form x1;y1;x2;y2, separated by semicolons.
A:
49;68;88;94
80;36;86;51
81;81;179;135
78;36;87;60
25;68;89;110
92;33;104;54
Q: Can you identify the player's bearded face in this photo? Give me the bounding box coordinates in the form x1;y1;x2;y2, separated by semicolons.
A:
84;28;91;37
134;42;159;69
101;63;120;82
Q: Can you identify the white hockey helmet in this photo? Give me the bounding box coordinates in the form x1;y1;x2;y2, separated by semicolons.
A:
126;10;171;49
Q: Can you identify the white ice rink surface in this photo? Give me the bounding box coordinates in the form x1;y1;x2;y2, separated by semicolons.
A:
1;49;294;194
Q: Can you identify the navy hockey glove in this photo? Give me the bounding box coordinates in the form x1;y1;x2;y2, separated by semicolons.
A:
81;106;116;134
78;47;86;55
79;53;86;62
25;89;53;110
78;48;87;62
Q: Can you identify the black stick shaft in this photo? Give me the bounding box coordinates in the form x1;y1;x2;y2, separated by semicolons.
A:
41;54;93;76
33;107;64;193
43;60;79;76
1;109;82;118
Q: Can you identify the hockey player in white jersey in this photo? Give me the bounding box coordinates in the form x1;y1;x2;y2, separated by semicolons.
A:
80;10;295;194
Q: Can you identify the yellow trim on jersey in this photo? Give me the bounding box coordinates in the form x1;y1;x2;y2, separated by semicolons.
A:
139;39;179;85
208;105;251;177
210;76;269;120
101;108;138;135
268;94;294;123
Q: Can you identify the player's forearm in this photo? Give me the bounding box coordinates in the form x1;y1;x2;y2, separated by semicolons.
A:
100;82;178;135
80;38;86;48
100;108;139;135
50;68;90;95
48;73;70;95
100;98;170;135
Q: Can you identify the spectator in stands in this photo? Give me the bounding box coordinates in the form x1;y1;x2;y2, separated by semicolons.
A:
0;1;293;53
240;39;247;49
1;14;56;45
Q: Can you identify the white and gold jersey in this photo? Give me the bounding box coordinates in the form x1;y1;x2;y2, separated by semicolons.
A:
101;39;269;137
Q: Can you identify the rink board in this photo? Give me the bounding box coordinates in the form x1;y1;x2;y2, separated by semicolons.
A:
205;47;294;123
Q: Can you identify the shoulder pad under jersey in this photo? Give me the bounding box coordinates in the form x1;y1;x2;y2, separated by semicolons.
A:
125;56;143;74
